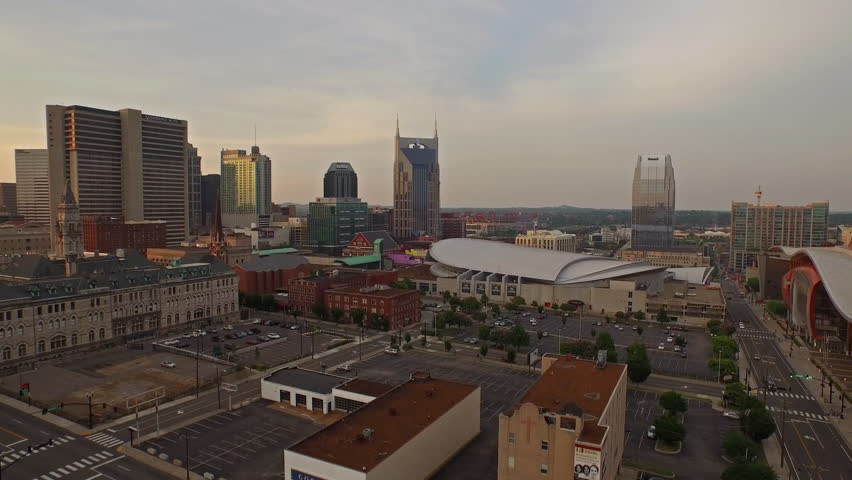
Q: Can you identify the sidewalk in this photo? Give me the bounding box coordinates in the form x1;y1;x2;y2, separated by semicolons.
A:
746;301;852;444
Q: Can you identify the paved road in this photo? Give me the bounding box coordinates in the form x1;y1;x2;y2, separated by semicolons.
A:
727;281;852;480
0;404;165;480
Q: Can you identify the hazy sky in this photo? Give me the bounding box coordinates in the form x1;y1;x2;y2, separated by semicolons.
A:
1;1;851;210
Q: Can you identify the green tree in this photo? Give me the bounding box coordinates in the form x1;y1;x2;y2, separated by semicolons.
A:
722;431;759;461
444;340;453;352
511;296;526;306
742;407;776;441
479;345;489;357
311;302;328;320
506;348;516;363
712;336;739;358
766;300;787;316
746;277;760;293
461;297;481;314
509;325;530;349
626;343;652;383
634;311;646;321
491;304;501;317
636;326;644;336
448;296;462;309
504;302;519;313
559;303;569;312
537;305;544;314
721;462;777;480
478;325;491;341
531;300;539;307
674;336;686;347
480;294;489;309
368;313;389;331
560;340;596;358
615;311;625;320
260;294;276;311
659;391;688;415
472;311;487;323
656;308;670;323
707;358;738;377
707;319;722;335
724;382;748;408
351;308;365;327
442;291;451;304
654;414;685;443
595;331;618;362
390;278;416;290
404;332;411;343
330;307;343;323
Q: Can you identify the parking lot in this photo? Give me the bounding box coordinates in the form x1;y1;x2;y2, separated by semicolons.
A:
141;401;320;480
625;390;733;479
0;347;222;423
155;320;343;369
446;310;717;379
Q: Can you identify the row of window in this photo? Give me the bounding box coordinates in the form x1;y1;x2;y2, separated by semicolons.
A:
0;329;107;361
505;456;549;474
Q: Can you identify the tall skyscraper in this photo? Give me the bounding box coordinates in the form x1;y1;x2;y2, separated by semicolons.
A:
45;105;189;248
729;199;829;270
14;149;50;225
200;174;220;227
631;154;675;250
187;143;201;234
0;183;17;216
220;146;271;228
323;162;358;198
393;118;440;239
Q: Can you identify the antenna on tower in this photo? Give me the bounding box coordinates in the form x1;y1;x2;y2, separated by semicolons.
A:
755;185;763;206
254;123;257;146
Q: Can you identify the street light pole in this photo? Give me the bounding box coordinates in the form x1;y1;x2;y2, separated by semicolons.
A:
182;434;190;480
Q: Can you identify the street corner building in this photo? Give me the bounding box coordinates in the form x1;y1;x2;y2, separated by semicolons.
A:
498;354;627;480
284;372;480;480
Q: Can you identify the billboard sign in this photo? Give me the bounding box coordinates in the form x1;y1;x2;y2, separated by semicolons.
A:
574;445;601;480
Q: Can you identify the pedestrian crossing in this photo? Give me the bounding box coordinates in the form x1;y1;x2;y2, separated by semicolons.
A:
768;406;829;421
737;332;777;340
86;431;125;448
0;435;75;469
756;390;815;400
28;450;114;480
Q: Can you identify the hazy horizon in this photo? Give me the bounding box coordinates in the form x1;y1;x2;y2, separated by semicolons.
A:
2;1;850;209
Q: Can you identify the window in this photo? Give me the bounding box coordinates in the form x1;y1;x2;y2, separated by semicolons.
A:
18;344;26;357
37;306;42;315
71;333;78;346
17;325;23;336
37;321;43;333
508;433;515;445
37;340;45;353
99;328;105;340
541;440;549;451
2;347;11;360
50;335;67;350
508;456;515;469
540;464;548;474
88;330;95;342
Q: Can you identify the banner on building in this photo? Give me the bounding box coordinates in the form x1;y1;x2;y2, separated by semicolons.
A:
574;445;601;480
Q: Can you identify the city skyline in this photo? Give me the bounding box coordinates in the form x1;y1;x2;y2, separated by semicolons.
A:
1;2;851;211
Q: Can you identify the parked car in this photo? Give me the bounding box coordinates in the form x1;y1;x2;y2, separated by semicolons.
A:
267;333;281;340
666;337;673;342
251;319;262;324
680;351;687;358
632;325;638;330
542;331;549;337
722;411;740;420
161;360;176;368
530;320;538;326
657;344;665;350
250;328;261;334
646;425;656;439
223;325;234;330
673;346;681;352
384;347;399;355
537;315;545;320
246;340;258;346
336;364;352;372
290;325;300;330
521;313;531;317
257;335;269;342
753;355;760;361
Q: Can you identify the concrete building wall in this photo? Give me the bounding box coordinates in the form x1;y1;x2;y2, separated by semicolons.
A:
367;387;480;480
260;379;334;413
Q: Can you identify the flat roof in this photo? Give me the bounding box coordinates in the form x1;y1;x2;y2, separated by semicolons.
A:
661;281;725;306
288;373;478;472
264;368;347;394
335;379;396;398
328;286;415;298
519;356;624;420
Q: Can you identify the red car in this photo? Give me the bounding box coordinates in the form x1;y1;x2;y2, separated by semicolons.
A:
537;315;545;320
246;340;258;345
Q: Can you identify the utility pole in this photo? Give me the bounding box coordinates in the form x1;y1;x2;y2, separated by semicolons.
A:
216;368;221;409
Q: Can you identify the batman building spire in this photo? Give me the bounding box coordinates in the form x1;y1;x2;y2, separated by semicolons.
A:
392;117;440;240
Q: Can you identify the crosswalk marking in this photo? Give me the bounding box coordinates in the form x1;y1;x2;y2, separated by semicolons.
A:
756;390;815;400
24;451;115;480
768;405;828;421
86;432;124;448
64;464;76;471
50;471;61;478
80;458;92;465
57;468;69;474
73;461;84;468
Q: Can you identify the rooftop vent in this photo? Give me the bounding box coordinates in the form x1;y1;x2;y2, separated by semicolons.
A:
359;428;374;441
584;392;601;401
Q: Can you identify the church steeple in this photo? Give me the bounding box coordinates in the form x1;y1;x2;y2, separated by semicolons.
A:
208;188;227;261
395;114;400;138
56;180;82;275
434;114;438;139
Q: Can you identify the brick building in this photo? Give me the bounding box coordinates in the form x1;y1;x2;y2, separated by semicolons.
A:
235;256;323;295
440;213;466;239
325;285;421;329
81;216;166;253
287;271;369;314
342;231;400;257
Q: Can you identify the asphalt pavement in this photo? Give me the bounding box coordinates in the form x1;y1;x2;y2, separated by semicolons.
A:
0;403;165;480
727;281;852;480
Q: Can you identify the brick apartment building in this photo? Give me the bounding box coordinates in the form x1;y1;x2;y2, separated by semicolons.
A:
325;285;421;329
286;269;399;314
81;216;166;253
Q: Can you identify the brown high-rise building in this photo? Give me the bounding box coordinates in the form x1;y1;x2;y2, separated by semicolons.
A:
46;105;189;250
81;216;167;253
392;118;440;240
441;213;466;239
0;183;17;216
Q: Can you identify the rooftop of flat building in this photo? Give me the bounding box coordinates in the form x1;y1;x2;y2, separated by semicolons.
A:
518;356;625;421
288;372;477;472
398;263;438;281
264;368;348;394
334;379;396;398
328;285;415;298
657;280;725;306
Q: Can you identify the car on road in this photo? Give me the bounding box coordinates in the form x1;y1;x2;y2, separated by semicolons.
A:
290;325;300;330
251;318;262;324
161;360;176;368
617;326;624;331
246;340;258;345
657;344;665;350
384;347;399;355
632;325;638;330
336;364;352;372
542;331;549;337
673;346;681;352
223;325;234;330
267;333;281;340
530;320;538;326
666;337;673;342
680;351;687;358
521;313;531;317
646;425;656;439
257;335;269;342
753;355;760;361
722;411;740;420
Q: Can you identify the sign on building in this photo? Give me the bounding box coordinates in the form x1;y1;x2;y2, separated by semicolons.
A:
574;445;601;480
291;470;327;480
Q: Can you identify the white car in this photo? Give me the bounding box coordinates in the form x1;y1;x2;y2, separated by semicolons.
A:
267;333;281;340
542;331;549;337
657;344;665;350
722;411;740;420
161;360;176;368
666;337;673;342
646;425;656;439
336;364;352;372
290;325;300;330
530;320;538;326
223;325;234;330
384;348;399;355
252;319;262;324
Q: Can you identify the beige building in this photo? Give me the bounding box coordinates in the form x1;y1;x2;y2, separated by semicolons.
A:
46;105;189;249
516;230;577;252
620;248;710;267
220;146;272;228
0;222;50;259
284;372;480;480
0;250;238;366
499;355;627;480
839;226;852;248
646;281;726;323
